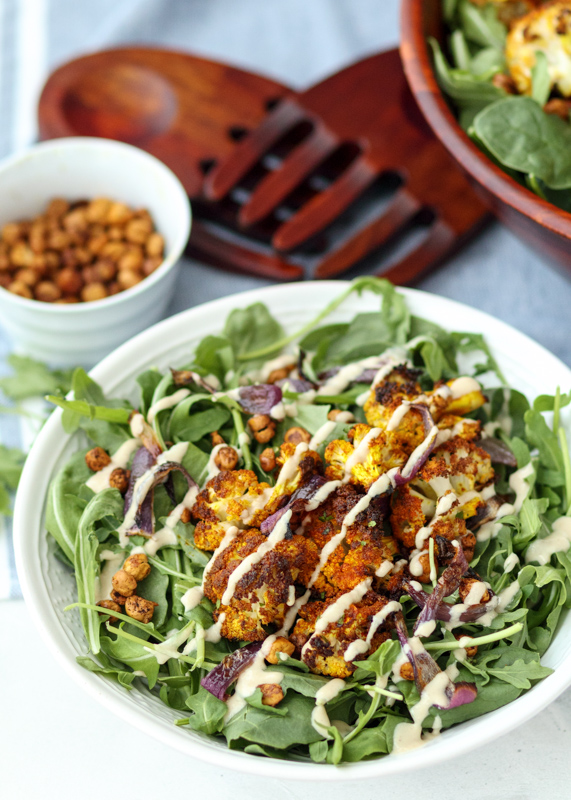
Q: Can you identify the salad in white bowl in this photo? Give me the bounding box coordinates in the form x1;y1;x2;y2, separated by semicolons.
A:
15;278;571;777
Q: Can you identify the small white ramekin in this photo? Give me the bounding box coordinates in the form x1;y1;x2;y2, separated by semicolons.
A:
0;137;191;367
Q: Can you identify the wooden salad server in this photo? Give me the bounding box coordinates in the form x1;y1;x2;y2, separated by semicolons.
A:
38;47;490;284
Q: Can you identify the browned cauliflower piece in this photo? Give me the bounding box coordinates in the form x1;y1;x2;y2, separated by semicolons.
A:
390;485;434;550
417;437;494;496
191;470;272;550
203;528;319;642
436;414;481;442
303;483;398;600
269;443;324;506
291;591;393;678
363;365;422;434
324;424;408;488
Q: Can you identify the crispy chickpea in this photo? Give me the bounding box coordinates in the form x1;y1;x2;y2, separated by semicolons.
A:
117;269;143;290
259;448;276;472
47;228;71;250
108;281;121;296
106;202;133;225
87;233;109;255
211;431;225;446
15;268;39;287
544;98;571;121
125;595;157;623
458;577;491;604
81;282;108;302
0;253;10;271
63;207;88;231
35;281;62;302
215;446;240;471
109;467;130;494
123;552;151;581
96;599;122;623
492;73;517;94
29;225;45;254
267;367;290;384
454;633;478;659
85;446;111;471
2;222;23;245
118;246;143;273
259;684;284;707
86;198;111;223
399;662;415;681
125;217;152;244
248;414;276;444
180;507;192;525
107;225;124;241
265;636;295;665
56;267;83;295
101;241;127;261
112;569;137;597
46;198;69;219
44;251;59;270
0;274;11;289
7;280;32;298
92;258;116;282
10;242;35;268
284;426;311;445
145;232;164;257
327;409;355;422
110;590;126;606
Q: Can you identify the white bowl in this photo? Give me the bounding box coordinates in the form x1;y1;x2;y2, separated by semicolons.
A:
0;137;191;367
13;282;571;780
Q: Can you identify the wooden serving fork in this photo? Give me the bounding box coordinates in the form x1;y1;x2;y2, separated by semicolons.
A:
39;47;489;283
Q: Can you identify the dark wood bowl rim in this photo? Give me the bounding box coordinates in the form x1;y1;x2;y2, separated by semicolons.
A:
400;0;571;239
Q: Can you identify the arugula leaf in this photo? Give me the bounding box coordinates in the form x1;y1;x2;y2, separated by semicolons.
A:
47;396;131;427
45;450;93;562
224;692;322;749
76;653;136;690
99;634;160;688
184;686;228;735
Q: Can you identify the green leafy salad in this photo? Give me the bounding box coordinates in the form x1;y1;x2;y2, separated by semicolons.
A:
433;0;571;211
45;277;571;764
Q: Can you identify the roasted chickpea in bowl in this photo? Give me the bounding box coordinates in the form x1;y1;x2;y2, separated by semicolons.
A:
0;137;191;367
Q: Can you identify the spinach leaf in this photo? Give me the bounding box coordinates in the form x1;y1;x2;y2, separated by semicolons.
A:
192;335;235;384
342;714;405;762
185;686;227;735
136;568;169;629
531;51;551;107
474;97;571;190
100;633;160;688
171;405;230;443
137;369;163;415
224;692;322;749
224;303;284;371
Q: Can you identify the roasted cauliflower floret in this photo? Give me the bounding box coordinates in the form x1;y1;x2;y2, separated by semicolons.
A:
506;2;571;96
436;414;481;442
191;470;272;550
269;443;324;506
204;528;319;641
390;485;434;550
469;0;541;26
363;365;422;432
416;437;494;496
291;591;393;678
324;424;408;488
303;483;398;599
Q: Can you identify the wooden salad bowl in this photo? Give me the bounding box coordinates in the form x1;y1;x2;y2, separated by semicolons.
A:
401;0;571;272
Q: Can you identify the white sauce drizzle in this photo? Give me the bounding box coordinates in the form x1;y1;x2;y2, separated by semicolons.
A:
526;515;571;565
344;601;401;662
147;388;190;424
86;438;140;494
94;549;124;603
311;679;346;737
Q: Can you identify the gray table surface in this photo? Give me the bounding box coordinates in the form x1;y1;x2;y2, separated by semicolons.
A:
2;1;571;797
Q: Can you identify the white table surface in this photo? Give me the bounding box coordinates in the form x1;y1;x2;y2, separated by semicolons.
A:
4;0;571;796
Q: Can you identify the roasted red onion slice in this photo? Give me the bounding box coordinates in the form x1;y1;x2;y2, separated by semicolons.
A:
478;438;517;467
404;581;499;624
124;458;198;537
277;378;315;393
123;446;156;518
201;642;263;700
170;369;218;394
394;406;438;487
394;611;476;709
239;384;282;414
413;542;469;635
129;411;163;459
260;475;328;534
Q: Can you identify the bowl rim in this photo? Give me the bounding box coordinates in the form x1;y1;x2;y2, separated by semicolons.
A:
13;280;571;780
0;136;191;314
399;0;571;239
